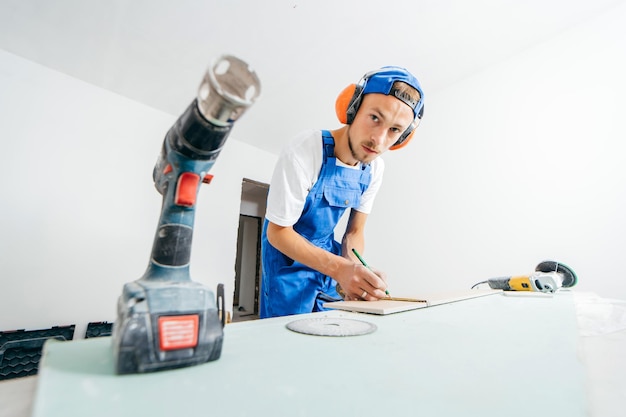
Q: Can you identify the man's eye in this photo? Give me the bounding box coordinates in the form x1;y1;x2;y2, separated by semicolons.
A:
390;127;400;133
370;115;379;122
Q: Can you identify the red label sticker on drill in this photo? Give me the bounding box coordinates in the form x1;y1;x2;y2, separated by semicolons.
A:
158;315;199;351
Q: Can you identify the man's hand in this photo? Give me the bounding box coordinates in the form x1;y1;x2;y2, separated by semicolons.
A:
266;220;388;301
336;263;388;301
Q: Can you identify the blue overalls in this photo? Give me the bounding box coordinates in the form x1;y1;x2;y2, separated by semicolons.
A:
260;131;372;318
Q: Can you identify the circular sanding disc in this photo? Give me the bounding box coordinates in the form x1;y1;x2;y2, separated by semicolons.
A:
286;317;377;337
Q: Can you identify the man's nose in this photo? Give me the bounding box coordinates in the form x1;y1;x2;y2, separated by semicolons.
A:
370;126;387;145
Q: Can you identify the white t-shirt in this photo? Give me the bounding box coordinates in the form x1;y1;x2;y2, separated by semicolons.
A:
265;129;385;227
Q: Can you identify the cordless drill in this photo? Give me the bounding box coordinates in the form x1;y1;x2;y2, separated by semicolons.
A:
485;261;577;293
112;55;261;374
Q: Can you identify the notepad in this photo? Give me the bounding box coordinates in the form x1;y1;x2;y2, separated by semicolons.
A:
323;288;502;315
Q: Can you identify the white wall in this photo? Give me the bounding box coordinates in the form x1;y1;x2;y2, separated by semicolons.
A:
2;2;625;336
0;50;276;335
368;3;626;300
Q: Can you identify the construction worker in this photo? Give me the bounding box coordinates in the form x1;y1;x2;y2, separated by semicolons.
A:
260;66;424;318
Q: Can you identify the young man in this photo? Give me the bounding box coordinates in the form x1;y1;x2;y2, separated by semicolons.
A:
260;66;424;318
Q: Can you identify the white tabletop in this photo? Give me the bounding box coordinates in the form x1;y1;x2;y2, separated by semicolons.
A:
27;291;588;416
2;290;625;417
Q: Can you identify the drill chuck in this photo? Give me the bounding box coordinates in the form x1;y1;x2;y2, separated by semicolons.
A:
165;55;262;161
197;55;261;127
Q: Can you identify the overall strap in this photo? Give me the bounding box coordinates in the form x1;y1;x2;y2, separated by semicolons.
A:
321;130;335;161
321;130;371;175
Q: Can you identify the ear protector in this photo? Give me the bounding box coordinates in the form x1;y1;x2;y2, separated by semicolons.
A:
335;67;424;150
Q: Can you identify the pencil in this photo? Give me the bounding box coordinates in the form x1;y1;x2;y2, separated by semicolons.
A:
351;248;390;297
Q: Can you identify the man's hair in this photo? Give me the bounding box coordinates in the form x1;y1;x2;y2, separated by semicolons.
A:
390;81;421;111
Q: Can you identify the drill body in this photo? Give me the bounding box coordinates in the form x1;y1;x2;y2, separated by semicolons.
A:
111;56;260;374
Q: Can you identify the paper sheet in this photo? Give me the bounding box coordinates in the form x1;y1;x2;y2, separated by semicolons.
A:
324;288;502;315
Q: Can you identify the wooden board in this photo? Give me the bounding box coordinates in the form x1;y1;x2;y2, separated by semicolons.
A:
323;288;502;314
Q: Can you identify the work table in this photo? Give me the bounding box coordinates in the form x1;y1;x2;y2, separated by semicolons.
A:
2;290;625;417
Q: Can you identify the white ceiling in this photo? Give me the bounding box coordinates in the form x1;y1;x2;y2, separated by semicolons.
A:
1;0;624;154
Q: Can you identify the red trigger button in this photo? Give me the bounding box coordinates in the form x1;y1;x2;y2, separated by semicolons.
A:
175;172;200;207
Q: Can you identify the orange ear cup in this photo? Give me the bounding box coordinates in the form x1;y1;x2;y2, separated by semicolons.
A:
335;84;357;124
389;130;415;151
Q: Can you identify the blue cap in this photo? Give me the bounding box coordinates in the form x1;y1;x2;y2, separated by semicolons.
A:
361;66;424;119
